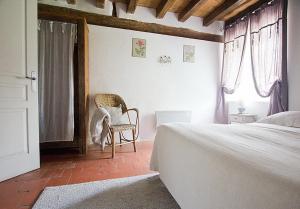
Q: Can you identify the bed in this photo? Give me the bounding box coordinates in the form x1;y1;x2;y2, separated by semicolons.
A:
150;122;300;209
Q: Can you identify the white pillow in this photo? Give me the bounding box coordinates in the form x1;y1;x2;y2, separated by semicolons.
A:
257;111;300;128
103;105;127;125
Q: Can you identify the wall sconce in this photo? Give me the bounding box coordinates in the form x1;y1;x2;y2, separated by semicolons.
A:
159;56;172;64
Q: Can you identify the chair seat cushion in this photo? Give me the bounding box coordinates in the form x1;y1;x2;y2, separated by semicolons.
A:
110;124;136;131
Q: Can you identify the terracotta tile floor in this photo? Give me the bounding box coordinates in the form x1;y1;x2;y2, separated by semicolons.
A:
0;141;154;209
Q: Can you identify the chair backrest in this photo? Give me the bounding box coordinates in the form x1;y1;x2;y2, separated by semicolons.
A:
94;94;128;114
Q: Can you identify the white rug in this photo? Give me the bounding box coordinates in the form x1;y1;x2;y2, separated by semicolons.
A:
33;174;181;209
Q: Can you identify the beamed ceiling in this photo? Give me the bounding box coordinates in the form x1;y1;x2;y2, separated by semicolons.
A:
66;0;262;26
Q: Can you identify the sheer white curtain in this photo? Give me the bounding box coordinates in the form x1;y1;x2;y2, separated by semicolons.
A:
250;0;288;115
215;19;248;123
216;0;287;122
38;20;77;143
226;23;270;111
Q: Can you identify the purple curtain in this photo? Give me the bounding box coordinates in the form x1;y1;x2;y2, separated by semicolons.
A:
215;19;248;123
249;0;288;115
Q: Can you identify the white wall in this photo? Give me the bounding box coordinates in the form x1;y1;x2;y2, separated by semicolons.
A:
89;25;221;140
38;0;223;140
288;0;300;110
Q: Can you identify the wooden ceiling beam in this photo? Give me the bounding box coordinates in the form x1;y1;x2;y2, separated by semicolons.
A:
127;0;138;14
38;4;224;43
66;0;76;4
156;0;176;19
203;0;244;26
96;0;105;8
178;0;208;22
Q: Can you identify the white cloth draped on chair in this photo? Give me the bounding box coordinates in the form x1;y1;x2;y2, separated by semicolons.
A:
38;20;77;142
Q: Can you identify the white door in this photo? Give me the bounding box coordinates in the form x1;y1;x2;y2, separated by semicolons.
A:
0;0;39;181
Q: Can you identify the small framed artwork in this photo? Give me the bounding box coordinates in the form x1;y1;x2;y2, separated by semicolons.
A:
132;38;146;58
183;45;195;63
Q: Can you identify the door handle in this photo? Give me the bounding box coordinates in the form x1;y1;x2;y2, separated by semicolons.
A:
25;76;36;81
16;73;37;81
16;72;37;92
24;71;37;92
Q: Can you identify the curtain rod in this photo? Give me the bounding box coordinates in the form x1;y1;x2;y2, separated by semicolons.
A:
226;0;275;29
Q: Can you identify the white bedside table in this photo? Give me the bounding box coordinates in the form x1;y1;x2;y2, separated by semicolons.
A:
229;114;257;124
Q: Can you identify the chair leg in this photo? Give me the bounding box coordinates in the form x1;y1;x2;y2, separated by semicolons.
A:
119;132;122;146
132;129;136;152
112;132;115;158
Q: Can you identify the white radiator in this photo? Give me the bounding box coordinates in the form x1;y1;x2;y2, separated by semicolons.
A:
155;111;192;127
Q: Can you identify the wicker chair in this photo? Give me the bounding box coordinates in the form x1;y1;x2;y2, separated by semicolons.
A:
94;94;139;158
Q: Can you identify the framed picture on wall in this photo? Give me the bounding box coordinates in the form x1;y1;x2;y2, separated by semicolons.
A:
183;45;195;63
132;38;146;58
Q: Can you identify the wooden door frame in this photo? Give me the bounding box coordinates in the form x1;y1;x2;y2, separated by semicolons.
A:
77;19;89;155
38;14;89;154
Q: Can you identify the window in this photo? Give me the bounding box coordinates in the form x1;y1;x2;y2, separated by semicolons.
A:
226;25;269;113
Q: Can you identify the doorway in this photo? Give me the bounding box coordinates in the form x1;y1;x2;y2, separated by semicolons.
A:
37;14;89;155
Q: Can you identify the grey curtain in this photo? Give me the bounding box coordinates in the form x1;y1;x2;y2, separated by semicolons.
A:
249;0;288;115
38;20;77;143
215;19;248;123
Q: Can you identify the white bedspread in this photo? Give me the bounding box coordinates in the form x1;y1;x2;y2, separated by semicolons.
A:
150;123;300;209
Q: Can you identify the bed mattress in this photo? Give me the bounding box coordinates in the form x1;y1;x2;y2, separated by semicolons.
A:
150;123;300;209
